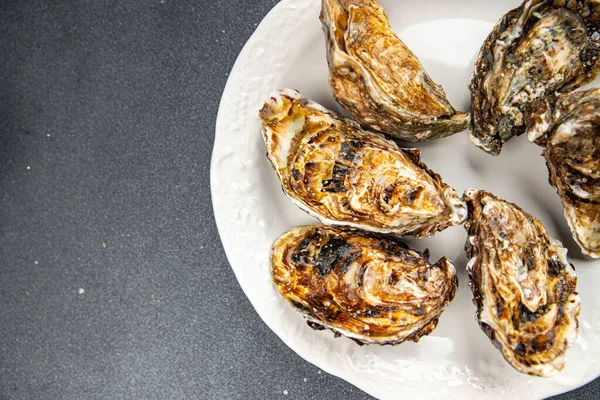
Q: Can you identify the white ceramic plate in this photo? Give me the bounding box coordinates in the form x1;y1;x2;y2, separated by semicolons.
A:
211;1;600;399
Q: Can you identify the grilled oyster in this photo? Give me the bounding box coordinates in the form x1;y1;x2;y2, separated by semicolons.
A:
260;89;467;237
320;0;470;141
464;189;580;377
469;0;600;155
527;89;600;258
271;225;458;345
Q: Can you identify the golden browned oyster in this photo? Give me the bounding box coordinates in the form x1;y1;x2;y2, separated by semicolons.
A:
260;89;467;237
320;0;470;141
527;89;600;258
271;225;458;345
464;189;580;377
469;0;600;155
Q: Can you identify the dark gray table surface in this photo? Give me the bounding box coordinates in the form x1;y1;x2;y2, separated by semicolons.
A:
0;1;597;399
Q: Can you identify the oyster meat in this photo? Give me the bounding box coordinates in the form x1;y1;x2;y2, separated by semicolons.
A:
527;89;600;258
469;0;600;155
260;89;467;237
271;225;458;345
464;189;580;377
320;0;470;141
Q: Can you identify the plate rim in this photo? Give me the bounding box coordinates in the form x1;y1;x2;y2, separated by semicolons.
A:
210;1;600;398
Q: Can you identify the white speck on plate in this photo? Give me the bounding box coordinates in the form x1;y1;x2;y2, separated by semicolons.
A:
78;288;85;294
283;390;288;395
303;378;307;382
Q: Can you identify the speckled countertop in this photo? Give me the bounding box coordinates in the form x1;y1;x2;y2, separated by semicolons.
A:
0;1;597;399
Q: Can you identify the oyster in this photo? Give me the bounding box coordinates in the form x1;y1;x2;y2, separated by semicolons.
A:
526;89;600;258
464;189;580;377
469;0;600;155
271;225;458;345
259;89;467;237
320;0;470;141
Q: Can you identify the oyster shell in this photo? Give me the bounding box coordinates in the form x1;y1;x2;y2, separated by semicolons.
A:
259;89;467;237
469;0;600;155
464;189;580;377
320;0;470;141
271;225;458;345
526;89;600;258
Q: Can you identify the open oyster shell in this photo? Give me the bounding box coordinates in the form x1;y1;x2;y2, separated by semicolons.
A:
259;89;467;237
464;189;580;377
271;225;458;345
469;0;600;155
526;89;600;258
320;0;470;142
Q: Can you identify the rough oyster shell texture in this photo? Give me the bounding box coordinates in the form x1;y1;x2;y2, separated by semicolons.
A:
259;89;467;237
271;225;458;345
526;89;600;258
469;0;600;155
320;0;470;142
464;189;580;377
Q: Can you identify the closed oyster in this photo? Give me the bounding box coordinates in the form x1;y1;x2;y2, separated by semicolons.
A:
464;189;580;377
527;89;600;258
320;0;470;141
259;89;467;237
271;225;458;345
469;0;600;155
